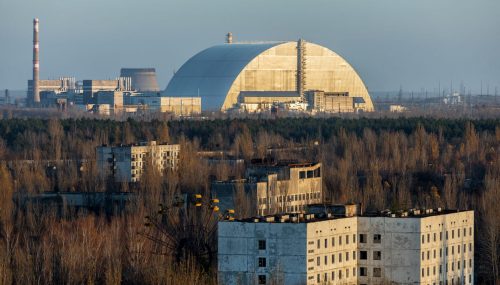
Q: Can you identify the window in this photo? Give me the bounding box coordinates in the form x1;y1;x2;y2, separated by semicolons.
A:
258;257;266;267
469;227;472;236
422;252;425;261
434;249;436;259
446;231;449;240
353;234;356;243
452;230;454;239
373;268;382;277
458;229;460;238
331;254;335;264
346;235;349;244
433;266;436;275
439;265;442;274
434;233;437;242
360;234;367;243
360;267;368;276
458;261;460;269
360;251;368;260
332;237;335;247
339;253;342;262
374;251;382;260
374;234;382;243
325;239;328;248
317;257;320;266
331;271;335;280
346;252;349;261
258;275;266;284
317;239;320;249
353;267;356;276
339;236;342;245
346;268;349;278
440;232;443;241
427;233;430;243
258;240;266;250
422;268;425;277
299;171;306;179
422;234;425;244
353;251;356;260
440;248;442;258
316;274;320;283
324;256;328;265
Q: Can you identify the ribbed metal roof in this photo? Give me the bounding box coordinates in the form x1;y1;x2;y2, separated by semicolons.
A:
163;42;285;110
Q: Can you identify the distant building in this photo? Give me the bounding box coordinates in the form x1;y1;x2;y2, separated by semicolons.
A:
443;92;463;105
82;77;132;105
212;161;322;216
97;141;180;182
218;207;474;285
28;77;82;107
389;104;408;112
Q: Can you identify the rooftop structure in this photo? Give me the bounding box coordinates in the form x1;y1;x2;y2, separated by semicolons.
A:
164;40;374;112
97;141;180;182
218;207;474;285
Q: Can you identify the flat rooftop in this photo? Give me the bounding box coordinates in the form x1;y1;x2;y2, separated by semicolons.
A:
229;207;471;224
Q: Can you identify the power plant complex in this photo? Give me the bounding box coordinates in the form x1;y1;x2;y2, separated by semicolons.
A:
27;19;374;115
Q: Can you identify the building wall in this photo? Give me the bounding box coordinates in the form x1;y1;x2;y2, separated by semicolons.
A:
97;142;180;182
218;211;475;285
306;217;358;284
419;211;474;285
218;221;308;285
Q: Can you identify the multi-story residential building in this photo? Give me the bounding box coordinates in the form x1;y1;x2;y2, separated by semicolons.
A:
97;141;180;182
218;206;474;285
212;161;322;216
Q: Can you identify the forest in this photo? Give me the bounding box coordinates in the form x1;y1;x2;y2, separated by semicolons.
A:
0;117;499;284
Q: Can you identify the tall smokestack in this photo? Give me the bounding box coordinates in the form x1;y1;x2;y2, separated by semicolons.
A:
33;18;40;105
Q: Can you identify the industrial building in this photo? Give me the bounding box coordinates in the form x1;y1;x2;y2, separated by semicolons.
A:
218;207;474;285
212;161;322;216
97;141;180;182
165;37;374;113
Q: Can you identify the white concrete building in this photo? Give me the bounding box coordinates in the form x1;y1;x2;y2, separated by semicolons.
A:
218;208;474;285
212;162;322;216
97;141;180;182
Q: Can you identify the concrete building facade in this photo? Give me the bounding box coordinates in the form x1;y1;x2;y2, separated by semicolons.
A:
212;162;322;216
97;141;180;182
218;208;474;285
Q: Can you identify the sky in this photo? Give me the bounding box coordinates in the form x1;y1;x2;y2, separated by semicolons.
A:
0;0;499;94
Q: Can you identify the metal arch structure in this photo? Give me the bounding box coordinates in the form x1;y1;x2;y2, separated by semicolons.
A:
164;40;374;112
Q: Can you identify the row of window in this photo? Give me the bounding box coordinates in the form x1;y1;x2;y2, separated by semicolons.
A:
421;259;473;277
422;228;473;244
422;243;473;261
424;275;473;285
315;234;382;250
258;192;321;205
298;168;321;179
309;250;382;267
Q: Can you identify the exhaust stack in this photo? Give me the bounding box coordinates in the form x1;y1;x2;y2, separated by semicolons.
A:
33;18;40;105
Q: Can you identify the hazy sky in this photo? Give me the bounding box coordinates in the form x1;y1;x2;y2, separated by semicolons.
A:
1;0;499;93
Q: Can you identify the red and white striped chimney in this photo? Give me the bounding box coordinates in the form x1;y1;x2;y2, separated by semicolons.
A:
33;18;40;104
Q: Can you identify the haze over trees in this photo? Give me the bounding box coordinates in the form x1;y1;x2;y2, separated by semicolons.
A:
0;117;499;284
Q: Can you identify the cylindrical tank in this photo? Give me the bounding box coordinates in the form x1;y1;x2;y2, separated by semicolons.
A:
119;68;160;92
